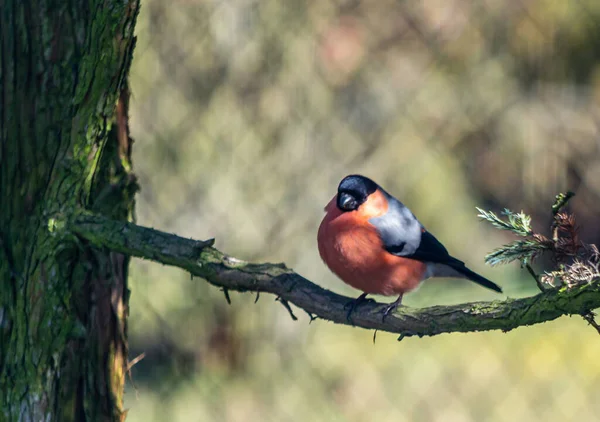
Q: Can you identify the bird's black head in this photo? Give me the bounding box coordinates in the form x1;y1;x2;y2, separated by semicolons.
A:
336;174;379;212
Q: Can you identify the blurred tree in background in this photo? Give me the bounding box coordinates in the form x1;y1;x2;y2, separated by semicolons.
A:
126;1;600;421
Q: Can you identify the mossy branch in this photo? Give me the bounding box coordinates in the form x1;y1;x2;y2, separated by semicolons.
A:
62;210;600;339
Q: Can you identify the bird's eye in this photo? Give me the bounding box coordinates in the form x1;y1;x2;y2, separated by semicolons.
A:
338;192;358;211
341;198;357;210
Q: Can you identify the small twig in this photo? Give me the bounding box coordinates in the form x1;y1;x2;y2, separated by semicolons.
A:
581;311;600;335
126;352;146;399
222;288;231;305
397;333;406;342
552;191;575;216
303;308;318;323
127;352;146;371
525;263;546;292
276;296;298;321
551;192;575;241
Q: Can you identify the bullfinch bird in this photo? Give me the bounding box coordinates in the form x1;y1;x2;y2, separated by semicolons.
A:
317;174;502;321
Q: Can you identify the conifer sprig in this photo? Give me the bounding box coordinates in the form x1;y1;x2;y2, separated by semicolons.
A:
477;192;599;289
479;191;600;334
484;239;552;266
476;208;533;236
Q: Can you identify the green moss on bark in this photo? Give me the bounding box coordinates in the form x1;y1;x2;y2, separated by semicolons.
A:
0;1;139;420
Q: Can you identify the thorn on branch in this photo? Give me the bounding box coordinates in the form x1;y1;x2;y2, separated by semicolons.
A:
373;329;378;344
276;296;298;321
254;291;260;303
397;333;405;342
222;288;231;305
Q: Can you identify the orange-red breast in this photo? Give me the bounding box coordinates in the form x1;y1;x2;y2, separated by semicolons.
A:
317;175;502;320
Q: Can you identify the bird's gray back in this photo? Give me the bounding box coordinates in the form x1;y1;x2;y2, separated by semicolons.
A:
368;190;423;256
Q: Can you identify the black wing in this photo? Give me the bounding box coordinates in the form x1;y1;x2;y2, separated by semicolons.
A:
369;191;502;293
385;227;503;293
386;230;463;267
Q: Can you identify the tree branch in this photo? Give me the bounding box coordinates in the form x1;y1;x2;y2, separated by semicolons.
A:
65;210;600;339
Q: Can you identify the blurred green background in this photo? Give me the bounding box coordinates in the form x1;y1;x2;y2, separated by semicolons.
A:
124;1;600;421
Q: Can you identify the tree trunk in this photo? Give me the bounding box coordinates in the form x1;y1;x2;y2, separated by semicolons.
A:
0;1;139;420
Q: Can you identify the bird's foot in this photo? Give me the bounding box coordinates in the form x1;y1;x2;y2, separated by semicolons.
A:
382;295;403;322
344;293;375;324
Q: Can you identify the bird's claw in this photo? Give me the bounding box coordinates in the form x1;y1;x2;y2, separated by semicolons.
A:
382;303;399;322
381;295;403;322
344;293;374;324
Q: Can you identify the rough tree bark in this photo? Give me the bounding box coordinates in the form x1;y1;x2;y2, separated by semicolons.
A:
0;1;139;421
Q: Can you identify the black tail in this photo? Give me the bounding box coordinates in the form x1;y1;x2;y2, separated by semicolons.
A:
451;263;503;293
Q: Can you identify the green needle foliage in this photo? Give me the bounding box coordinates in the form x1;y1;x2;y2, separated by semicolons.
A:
477;191;599;289
476;208;533;237
484;239;552;267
